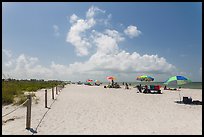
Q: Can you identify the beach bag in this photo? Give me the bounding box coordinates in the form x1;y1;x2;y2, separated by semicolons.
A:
183;97;189;104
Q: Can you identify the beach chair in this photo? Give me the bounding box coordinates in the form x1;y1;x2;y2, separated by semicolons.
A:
144;85;161;94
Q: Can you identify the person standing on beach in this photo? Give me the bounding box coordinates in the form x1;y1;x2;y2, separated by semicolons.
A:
111;79;114;88
125;83;129;89
137;84;142;93
164;85;167;90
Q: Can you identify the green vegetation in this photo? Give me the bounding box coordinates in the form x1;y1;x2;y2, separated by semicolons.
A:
2;79;66;105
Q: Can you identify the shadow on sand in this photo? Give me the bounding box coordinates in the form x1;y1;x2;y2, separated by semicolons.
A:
175;100;202;105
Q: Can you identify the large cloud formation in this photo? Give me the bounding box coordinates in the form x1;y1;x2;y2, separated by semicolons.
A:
2;6;177;81
65;6;176;75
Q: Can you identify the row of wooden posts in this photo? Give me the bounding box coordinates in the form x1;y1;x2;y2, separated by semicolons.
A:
26;85;64;129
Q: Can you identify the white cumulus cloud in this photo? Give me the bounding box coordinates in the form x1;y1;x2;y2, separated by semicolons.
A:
52;6;178;80
66;18;95;56
124;25;141;38
3;49;12;58
70;14;78;24
66;6;107;56
3;54;54;79
86;6;105;19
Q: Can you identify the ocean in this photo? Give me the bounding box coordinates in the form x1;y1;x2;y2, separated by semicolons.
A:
101;82;202;89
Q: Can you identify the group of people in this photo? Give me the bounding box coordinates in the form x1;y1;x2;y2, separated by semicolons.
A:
104;80;162;94
122;82;132;89
135;84;162;94
103;81;182;94
104;80;121;88
104;80;131;89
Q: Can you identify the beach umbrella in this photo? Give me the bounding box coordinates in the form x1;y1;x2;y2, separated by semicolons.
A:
106;76;116;82
86;79;93;83
94;80;100;83
86;79;93;86
136;75;154;81
164;76;191;86
164;76;191;102
94;80;101;85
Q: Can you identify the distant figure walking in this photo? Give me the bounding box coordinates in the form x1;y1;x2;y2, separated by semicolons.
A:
164;85;167;90
125;83;129;89
143;85;149;93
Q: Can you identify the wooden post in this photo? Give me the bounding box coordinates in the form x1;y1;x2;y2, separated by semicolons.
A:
26;94;32;129
56;86;58;95
52;87;54;100
45;89;47;108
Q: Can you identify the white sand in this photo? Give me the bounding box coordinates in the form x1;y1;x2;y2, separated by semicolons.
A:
2;84;202;135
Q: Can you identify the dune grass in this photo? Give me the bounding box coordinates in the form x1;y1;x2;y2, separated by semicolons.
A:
2;79;66;105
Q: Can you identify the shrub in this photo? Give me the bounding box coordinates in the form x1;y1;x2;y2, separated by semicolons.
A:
2;79;65;105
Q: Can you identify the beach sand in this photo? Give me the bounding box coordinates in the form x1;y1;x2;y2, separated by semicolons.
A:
2;84;202;135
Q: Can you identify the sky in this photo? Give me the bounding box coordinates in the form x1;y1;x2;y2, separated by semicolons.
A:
2;2;202;82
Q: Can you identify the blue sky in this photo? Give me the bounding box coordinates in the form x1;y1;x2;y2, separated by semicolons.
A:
2;2;202;82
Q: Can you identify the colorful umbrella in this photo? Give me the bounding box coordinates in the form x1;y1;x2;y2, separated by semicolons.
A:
85;79;93;86
164;76;191;86
94;80;101;86
164;76;191;102
106;76;116;82
94;80;100;83
86;79;93;83
136;75;154;81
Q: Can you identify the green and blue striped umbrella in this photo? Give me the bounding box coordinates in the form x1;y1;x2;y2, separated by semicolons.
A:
164;76;191;86
164;76;191;102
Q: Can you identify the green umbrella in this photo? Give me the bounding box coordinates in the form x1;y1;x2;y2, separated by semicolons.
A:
164;76;191;86
164;76;191;102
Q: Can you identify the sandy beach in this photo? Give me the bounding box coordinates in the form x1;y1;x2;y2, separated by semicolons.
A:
2;84;202;135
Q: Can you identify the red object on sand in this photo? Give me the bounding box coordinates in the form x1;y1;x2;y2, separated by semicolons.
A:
154;85;161;90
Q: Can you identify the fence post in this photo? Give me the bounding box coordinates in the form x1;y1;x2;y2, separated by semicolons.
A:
52;87;54;100
26;94;32;129
56;86;58;95
45;89;47;108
